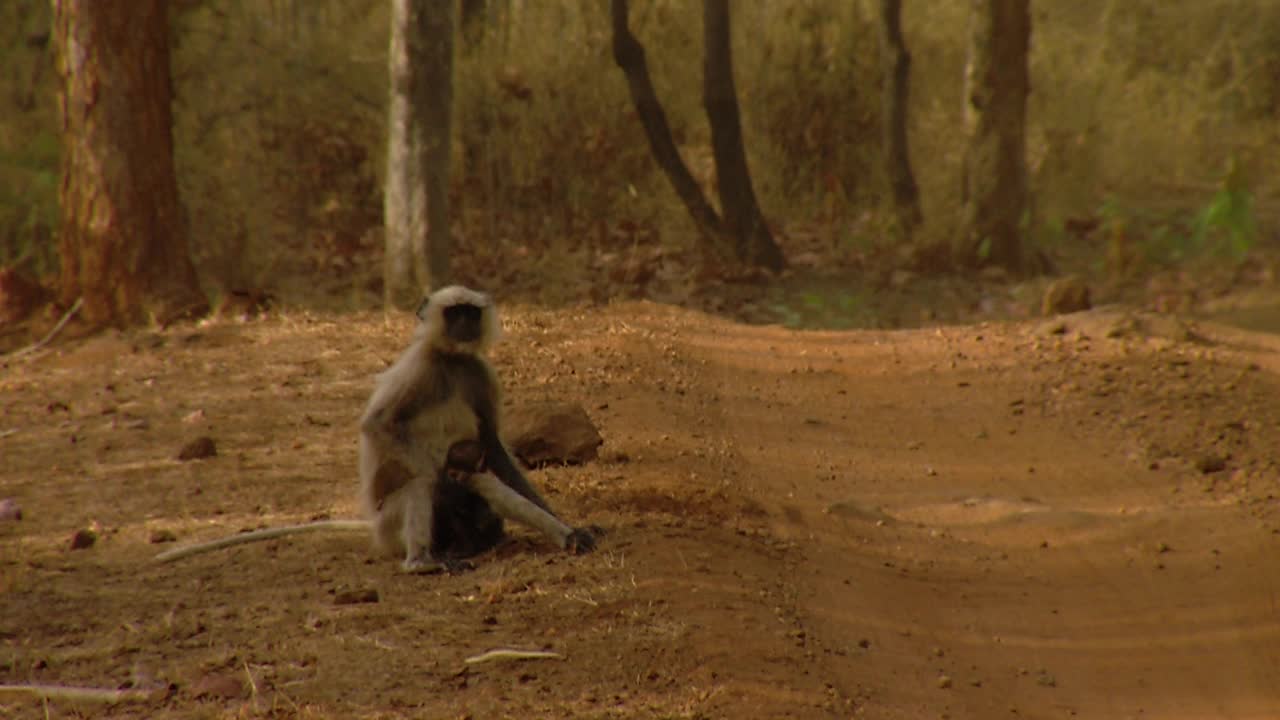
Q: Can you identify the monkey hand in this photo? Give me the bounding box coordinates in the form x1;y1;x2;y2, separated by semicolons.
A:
564;527;597;555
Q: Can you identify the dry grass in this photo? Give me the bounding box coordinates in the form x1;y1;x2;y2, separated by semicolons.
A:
3;0;1280;305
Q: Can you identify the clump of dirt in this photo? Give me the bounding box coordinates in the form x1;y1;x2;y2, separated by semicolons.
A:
2;303;1278;718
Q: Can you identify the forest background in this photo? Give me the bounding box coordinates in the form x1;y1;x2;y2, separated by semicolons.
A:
2;0;1279;330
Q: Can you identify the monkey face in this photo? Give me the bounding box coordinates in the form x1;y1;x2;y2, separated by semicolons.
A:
443;303;485;343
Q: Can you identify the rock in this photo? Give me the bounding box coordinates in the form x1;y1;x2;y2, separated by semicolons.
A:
333;588;380;605
190;673;245;700
149;529;178;544
70;527;97;550
1041;275;1091;316
0;498;21;522
1195;454;1227;474
824;500;894;524
505;402;603;467
177;436;217;461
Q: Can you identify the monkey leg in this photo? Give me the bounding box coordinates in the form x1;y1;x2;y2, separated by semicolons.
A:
400;476;445;573
468;474;596;554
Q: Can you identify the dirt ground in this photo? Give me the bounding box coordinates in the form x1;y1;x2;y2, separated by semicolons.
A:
2;302;1279;719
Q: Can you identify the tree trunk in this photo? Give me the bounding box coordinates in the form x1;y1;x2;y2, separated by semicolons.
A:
702;0;785;272
609;0;725;244
878;0;922;237
384;0;455;310
957;0;1030;271
52;0;206;326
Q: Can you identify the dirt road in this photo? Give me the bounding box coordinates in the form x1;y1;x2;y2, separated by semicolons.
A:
2;304;1278;718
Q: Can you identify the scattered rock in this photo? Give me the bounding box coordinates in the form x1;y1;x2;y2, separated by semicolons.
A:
824;500;894;524
505;402;603;467
181;409;206;424
70;527;97;550
334;588;380;606
1195;454;1227;474
937;674;953;689
0;498;21;522
190;673;245;700
178;436;217;461
149;529;178;544
1035;319;1069;337
1036;672;1057;688
1042;275;1091;316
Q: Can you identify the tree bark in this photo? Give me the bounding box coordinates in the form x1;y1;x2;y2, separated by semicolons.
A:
957;0;1030;271
702;0;785;272
878;0;922;237
609;0;725;244
52;0;206;326
385;0;455;310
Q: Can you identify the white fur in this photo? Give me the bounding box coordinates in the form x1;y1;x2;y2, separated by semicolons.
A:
414;285;502;354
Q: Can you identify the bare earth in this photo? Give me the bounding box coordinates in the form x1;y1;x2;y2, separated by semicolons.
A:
2;303;1279;719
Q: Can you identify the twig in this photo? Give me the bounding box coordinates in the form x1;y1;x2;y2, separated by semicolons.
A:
242;660;258;702
154;520;368;562
8;298;83;358
464;648;565;665
0;683;157;704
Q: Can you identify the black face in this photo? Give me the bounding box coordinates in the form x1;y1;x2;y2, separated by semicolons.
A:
443;303;484;343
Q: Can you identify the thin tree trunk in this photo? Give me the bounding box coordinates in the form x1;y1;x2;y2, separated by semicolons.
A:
957;0;1030;271
52;0;206;326
878;0;922;237
609;0;724;243
385;0;454;310
702;0;785;272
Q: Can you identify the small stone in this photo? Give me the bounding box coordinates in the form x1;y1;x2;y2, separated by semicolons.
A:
937;674;953;689
0;498;21;522
1042;275;1091;316
178;436;217;461
149;529;178;544
191;673;245;700
70;527;97;550
333;588;379;605
1195;454;1227;474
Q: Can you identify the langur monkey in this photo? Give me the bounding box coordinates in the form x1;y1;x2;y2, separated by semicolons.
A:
358;286;596;572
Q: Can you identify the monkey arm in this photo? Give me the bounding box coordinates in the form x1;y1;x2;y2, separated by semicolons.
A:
477;420;556;515
462;378;558;516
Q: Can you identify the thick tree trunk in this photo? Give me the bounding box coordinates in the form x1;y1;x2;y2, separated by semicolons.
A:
878;0;922;237
609;0;725;244
702;0;785;272
385;0;454;310
957;0;1030;271
52;0;206;326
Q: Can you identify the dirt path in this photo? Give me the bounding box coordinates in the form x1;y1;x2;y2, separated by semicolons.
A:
2;305;1279;718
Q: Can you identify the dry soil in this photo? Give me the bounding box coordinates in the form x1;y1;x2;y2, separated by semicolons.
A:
2;303;1279;719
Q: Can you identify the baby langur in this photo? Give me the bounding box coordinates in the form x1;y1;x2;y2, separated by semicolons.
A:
358;285;596;572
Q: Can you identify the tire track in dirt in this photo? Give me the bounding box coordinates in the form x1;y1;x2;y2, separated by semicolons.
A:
675;312;1280;719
